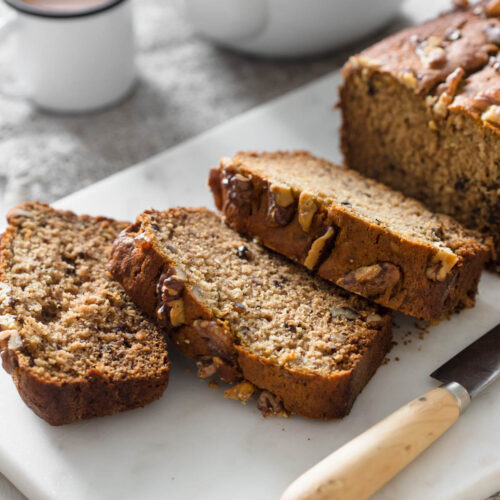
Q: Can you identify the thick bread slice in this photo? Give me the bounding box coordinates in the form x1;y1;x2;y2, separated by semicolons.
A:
108;207;392;419
209;151;492;321
0;203;170;425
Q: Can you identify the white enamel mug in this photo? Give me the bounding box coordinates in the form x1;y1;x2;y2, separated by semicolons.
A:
184;0;404;58
0;0;135;113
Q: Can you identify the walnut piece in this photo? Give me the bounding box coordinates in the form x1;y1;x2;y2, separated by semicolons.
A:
399;71;418;90
366;313;384;324
432;67;465;118
168;299;185;327
304;227;336;270
197;357;217;378
267;184;295;227
414;36;447;69
298;191;318;232
222;171;253;219
426;247;459;281
337;262;401;298
482;104;500;125
270;184;294;207
224;380;256;404
330;306;359;320
257;391;289;418
156;268;186;327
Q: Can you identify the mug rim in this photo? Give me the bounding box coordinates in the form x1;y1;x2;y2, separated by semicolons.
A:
4;0;127;18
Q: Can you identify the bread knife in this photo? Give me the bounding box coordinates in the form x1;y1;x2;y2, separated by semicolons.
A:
281;323;500;500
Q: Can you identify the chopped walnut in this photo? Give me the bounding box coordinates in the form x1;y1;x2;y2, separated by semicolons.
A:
257;391;289;417
432;67;465;118
222;171;254;219
197;357;217;378
168;299;185;327
224;381;256;404
482;104;500;125
337;262;401;298
298;192;318;232
267;184;295;227
426;248;458;281
366;313;384;324
414;36;447;69
270;184;294;207
330;306;359;320
304;227;336;270
399;71;418;90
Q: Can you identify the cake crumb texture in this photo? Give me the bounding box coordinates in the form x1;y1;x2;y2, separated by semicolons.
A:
0;202;170;425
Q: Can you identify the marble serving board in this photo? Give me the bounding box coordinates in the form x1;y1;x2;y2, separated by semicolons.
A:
0;71;499;500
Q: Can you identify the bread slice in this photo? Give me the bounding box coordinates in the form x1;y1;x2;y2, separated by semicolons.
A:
108;207;392;419
0;203;170;425
339;1;500;270
209;151;492;321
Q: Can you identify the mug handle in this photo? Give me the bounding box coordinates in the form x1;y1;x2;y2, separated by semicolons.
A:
0;12;29;100
0;11;17;39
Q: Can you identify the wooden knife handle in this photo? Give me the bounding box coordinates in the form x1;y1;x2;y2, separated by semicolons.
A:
281;386;465;500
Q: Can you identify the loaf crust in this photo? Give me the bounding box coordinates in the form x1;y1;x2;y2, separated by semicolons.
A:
108;208;392;419
208;151;491;321
0;203;170;425
340;0;500;269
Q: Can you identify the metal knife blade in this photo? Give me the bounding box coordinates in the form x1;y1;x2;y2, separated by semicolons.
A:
431;323;500;398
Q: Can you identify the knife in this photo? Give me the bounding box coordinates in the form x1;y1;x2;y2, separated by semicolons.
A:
281;323;500;500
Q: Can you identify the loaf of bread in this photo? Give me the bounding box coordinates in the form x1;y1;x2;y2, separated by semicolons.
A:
0;203;170;425
340;0;500;270
108;208;392;419
209;151;491;321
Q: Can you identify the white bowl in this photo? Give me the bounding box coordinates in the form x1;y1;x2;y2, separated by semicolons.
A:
184;0;404;58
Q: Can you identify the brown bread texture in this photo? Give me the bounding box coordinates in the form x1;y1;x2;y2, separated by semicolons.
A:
209;151;491;321
0;203;170;425
340;0;500;270
108;207;392;419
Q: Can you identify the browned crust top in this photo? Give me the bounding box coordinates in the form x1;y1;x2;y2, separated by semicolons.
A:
342;0;500;134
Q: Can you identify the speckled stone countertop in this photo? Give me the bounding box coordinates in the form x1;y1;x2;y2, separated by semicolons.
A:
0;0;498;498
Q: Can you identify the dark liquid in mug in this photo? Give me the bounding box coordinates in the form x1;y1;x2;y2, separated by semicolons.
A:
21;0;111;12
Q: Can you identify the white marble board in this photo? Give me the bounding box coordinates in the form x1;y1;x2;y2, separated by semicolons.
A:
0;71;499;500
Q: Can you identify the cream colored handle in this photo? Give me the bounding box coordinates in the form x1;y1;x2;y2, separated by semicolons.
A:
281;387;461;500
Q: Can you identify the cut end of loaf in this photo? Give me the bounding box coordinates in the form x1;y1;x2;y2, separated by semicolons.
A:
339;0;500;270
